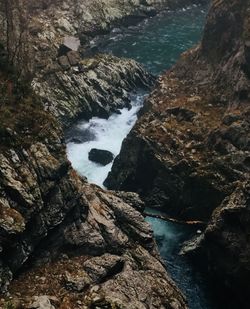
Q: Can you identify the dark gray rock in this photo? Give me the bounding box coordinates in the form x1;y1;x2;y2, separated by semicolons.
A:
182;181;250;308
89;148;114;166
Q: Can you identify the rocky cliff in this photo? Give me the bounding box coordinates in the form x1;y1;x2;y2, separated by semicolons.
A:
105;0;250;304
105;0;250;220
181;181;250;307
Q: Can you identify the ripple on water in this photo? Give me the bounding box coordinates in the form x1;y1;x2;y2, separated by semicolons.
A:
102;4;208;74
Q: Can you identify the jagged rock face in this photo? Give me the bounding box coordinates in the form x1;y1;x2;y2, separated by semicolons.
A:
104;73;250;220
0;127;86;290
0;0;205;306
200;0;250;101
0;0;208;128
182;181;250;308
32;54;154;127
0;0;206;74
3;247;187;309
0;102;187;307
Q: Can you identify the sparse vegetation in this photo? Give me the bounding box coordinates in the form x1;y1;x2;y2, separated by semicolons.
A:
0;63;57;149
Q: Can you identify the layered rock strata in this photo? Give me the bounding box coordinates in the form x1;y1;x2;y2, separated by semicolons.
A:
32;54;154;127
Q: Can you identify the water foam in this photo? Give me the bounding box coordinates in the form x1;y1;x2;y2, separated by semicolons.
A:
66;93;145;187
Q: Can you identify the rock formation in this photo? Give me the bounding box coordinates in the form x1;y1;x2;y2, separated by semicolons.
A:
105;0;250;305
33;54;154;128
105;0;250;220
181;181;250;307
0;0;204;128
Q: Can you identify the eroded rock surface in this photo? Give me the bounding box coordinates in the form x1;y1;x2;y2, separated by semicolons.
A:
0;0;209;307
32;54;154;127
0;0;204;128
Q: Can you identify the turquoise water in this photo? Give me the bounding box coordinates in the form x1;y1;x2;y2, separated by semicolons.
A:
145;209;217;309
103;4;208;74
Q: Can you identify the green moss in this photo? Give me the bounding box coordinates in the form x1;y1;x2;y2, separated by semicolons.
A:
3;301;15;309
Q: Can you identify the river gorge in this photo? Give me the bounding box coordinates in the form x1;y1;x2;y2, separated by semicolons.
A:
66;4;219;309
1;0;249;308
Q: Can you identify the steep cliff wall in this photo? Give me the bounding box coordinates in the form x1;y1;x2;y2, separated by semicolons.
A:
105;0;250;220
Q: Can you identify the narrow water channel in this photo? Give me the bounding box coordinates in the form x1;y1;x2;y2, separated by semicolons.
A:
66;4;221;309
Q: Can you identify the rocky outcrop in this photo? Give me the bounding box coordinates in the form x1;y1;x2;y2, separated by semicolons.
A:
32;54;153;127
0;0;210;306
0;0;206;129
104;0;250;304
181;181;250;308
0;0;208;75
0;60;186;306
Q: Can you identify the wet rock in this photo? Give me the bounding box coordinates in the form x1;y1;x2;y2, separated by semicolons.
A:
89;149;114;166
182;181;250;307
65;125;96;144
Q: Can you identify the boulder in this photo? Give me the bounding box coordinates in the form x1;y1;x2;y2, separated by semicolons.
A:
88;149;114;166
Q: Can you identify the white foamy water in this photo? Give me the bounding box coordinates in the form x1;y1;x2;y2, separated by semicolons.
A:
66;93;145;187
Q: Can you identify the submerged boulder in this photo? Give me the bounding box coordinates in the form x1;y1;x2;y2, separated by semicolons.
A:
89;148;114;165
